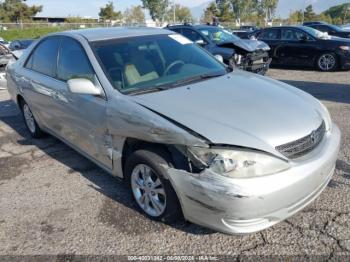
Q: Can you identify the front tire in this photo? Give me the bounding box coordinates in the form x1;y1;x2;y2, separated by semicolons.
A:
20;100;44;138
124;149;182;223
316;52;338;72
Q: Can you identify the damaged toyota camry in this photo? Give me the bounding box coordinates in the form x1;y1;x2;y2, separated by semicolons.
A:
6;27;340;234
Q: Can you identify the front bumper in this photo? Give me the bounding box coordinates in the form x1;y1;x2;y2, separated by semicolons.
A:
236;54;271;75
339;54;350;69
337;49;350;69
166;124;341;234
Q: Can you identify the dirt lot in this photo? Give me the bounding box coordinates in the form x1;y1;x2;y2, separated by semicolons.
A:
0;68;349;258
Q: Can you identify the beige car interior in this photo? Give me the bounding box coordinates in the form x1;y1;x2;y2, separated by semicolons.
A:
123;46;160;86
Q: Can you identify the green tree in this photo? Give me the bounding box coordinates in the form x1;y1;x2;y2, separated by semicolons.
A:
201;1;219;23
217;0;233;22
124;5;145;24
230;0;254;23
258;0;279;23
323;3;350;24
141;0;169;23
0;0;42;23
316;13;332;24
99;1;122;22
167;4;192;22
288;9;303;24
304;4;316;22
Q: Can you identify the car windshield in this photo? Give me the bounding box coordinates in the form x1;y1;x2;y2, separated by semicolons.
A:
327;24;343;31
199;28;241;43
301;26;330;39
92;34;227;95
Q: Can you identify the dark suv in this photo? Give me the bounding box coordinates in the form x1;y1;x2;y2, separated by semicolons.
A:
166;24;271;75
303;22;350;39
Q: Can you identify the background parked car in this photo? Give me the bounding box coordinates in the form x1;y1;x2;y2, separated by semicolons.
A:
240;25;260;31
0;37;10;48
342;23;350;30
303;22;350;39
9;39;35;51
256;26;350;71
231;29;261;39
0;43;15;67
167;24;271;75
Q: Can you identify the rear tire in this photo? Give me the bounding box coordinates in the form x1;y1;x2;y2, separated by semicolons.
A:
316;52;338;72
124;149;182;223
20;100;44;138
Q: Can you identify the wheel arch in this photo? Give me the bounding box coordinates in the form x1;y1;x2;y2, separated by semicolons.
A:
16;94;25;108
121;138;190;177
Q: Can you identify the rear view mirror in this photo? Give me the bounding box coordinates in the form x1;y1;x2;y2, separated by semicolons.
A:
67;78;101;96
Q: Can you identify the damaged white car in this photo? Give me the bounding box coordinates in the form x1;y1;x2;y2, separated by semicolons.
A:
6;27;341;234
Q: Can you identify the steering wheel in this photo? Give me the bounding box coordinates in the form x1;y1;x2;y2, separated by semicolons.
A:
163;60;185;76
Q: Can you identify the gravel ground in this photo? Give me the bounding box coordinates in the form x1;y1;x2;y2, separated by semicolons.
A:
0;68;349;258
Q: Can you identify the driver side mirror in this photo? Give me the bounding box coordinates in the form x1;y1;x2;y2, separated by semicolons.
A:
67;78;102;96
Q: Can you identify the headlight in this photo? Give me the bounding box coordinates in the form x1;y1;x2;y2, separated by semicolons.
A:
339;46;350;51
188;147;290;179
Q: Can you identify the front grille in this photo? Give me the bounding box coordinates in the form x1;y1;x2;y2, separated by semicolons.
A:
276;121;326;159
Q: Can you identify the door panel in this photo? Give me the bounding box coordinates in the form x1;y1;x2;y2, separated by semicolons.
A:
53;81;111;169
277;29;317;66
54;36;112;169
257;29;281;64
20;36;61;129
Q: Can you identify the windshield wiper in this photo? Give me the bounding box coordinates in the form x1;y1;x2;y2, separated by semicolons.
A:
164;72;226;88
126;86;169;95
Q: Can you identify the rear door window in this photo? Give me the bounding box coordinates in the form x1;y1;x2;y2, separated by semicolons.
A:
281;29;311;41
258;29;280;40
25;37;60;77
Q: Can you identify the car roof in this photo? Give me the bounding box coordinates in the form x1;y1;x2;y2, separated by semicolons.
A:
303;21;327;25
55;27;173;42
193;25;218;30
167;24;218;30
263;26;310;30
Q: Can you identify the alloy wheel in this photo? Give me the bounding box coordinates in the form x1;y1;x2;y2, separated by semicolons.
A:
318;54;336;71
23;104;36;133
131;164;167;217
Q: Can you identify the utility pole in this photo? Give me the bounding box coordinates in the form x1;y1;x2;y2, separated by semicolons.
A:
173;0;176;23
302;0;307;23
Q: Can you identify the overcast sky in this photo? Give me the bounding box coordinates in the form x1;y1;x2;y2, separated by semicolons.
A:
26;0;208;18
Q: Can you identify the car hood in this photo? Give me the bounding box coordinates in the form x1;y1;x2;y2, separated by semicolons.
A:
321;35;350;43
218;39;270;52
131;71;325;156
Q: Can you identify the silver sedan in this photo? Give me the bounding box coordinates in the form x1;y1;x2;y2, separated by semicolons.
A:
6;27;341;234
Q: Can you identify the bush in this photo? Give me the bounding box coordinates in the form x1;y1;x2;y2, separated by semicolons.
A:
0;27;69;41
